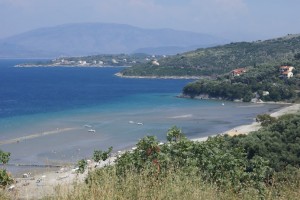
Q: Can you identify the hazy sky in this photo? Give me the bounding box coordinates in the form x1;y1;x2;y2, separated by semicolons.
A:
1;0;299;41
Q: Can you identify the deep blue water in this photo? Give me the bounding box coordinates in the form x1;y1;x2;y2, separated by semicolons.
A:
0;59;191;118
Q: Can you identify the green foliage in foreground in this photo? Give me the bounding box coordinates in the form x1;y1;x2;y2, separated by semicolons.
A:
76;159;87;174
45;113;300;200
0;150;10;165
47;166;300;200
115;135;269;195
226;113;300;172
0;150;13;189
93;146;113;162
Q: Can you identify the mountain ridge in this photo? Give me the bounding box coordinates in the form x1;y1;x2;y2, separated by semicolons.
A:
0;23;227;58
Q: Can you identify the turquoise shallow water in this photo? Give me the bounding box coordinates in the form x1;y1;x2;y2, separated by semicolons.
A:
0;59;283;174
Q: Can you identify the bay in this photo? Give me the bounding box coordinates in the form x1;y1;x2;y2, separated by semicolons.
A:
0;59;283;174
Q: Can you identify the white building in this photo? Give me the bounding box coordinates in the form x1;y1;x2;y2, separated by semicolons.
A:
152;60;160;66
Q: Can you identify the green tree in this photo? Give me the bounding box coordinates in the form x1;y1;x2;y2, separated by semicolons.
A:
256;114;277;126
167;126;186;142
77;159;87;174
0;150;13;188
93;147;113;162
0;150;10;165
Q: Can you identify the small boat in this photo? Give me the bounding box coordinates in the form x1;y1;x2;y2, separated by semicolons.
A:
136;122;143;125
88;129;96;133
84;124;92;128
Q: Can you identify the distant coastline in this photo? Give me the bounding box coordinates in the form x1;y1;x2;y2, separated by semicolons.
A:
115;72;203;80
177;93;294;104
15;64;128;68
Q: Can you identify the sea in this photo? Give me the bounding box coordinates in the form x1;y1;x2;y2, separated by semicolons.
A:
0;59;283;174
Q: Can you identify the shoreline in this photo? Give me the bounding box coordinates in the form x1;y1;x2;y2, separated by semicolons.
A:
177;93;294;105
7;103;299;199
115;72;203;80
14;64;128;68
218;103;300;137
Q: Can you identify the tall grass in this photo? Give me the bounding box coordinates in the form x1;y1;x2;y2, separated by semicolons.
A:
0;190;10;200
42;166;300;200
45;167;222;200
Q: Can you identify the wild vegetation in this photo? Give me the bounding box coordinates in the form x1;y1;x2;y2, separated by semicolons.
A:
120;34;300;77
41;113;300;200
0;150;13;190
182;64;300;102
0;155;13;199
227;113;300;172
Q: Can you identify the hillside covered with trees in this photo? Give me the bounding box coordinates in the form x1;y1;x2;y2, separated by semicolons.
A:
120;34;300;77
182;64;300;102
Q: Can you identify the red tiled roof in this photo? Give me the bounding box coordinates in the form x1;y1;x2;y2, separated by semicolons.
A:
232;68;246;74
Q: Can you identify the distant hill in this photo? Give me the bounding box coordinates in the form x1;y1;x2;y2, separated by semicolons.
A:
120;34;300;77
0;23;226;58
133;44;219;55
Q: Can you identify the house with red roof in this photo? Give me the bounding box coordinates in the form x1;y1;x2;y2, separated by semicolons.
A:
279;66;294;78
231;68;247;77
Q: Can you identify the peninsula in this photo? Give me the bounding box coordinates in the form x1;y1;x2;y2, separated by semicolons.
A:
15;53;165;68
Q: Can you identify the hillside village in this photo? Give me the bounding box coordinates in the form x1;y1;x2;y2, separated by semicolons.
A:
16;54;164;67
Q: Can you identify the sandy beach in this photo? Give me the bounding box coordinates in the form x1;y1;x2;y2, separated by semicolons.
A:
225;103;300;137
5;103;299;199
7;156;117;199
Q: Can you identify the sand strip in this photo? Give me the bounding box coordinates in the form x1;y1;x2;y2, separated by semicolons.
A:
0;127;79;146
220;103;299;137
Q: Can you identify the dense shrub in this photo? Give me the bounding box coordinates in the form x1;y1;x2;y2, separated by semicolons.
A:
226;113;300;171
115;135;269;194
73;113;300;199
0;150;13;188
